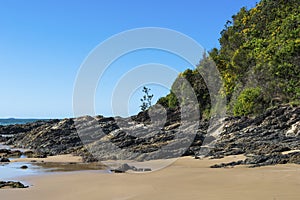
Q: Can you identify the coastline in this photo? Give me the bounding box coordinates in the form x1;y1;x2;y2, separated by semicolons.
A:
1;105;299;198
1;156;300;200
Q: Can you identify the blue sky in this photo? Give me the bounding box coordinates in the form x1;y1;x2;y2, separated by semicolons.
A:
0;0;258;118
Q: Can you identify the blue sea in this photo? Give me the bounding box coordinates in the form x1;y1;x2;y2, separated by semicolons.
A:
0;118;46;126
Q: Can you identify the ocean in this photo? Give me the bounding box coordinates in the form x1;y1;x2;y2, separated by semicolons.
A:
0;118;46;126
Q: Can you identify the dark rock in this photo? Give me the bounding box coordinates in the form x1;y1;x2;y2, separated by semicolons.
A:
0;181;28;189
20;165;28;169
0;136;6;143
35;153;47;158
110;169;125;173
111;163;152;172
9;150;22;157
205;105;300;167
0;158;10;162
115;163;134;172
82;153;98;163
0;149;10;154
210;160;244;168
23;150;35;157
0;104;299;168
0;148;22;158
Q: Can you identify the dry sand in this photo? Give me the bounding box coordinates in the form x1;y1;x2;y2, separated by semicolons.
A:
1;155;300;200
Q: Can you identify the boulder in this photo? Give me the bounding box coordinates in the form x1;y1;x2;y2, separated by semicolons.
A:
0;158;10;162
20;165;28;169
0;181;28;189
115;163;135;172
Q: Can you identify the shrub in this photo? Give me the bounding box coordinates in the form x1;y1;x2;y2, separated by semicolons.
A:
233;87;263;116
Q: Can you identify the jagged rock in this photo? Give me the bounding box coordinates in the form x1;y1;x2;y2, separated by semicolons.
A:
210;160;244;168
23;150;34;157
0;149;10;154
9;150;22;157
205;105;300;167
0;105;299;168
0;149;22;158
115;163;135;172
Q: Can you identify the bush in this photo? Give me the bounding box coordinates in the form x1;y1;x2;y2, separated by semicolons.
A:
233;87;263;116
157;92;178;109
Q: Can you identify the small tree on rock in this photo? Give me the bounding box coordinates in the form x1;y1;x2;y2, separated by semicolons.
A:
140;86;154;111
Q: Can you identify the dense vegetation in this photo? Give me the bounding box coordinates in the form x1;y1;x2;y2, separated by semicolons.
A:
157;0;300;117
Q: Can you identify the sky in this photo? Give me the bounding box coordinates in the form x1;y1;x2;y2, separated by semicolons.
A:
0;0;258;118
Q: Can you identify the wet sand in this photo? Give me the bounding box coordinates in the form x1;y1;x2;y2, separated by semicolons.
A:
1;156;300;200
11;154;83;163
11;154;106;172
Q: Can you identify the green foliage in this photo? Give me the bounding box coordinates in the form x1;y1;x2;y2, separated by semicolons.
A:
211;0;300;114
157;96;168;107
157;92;178;109
173;68;210;109
156;54;211;117
167;92;179;108
233;87;263;116
157;0;300;117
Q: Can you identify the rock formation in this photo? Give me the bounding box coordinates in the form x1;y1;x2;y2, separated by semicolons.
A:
0;105;299;167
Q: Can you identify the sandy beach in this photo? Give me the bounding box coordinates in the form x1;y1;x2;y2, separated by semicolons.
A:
1;155;300;200
1;0;299;199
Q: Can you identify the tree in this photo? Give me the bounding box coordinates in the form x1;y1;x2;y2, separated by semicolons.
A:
211;0;300;115
157;0;300;117
233;87;264;116
140;86;154;111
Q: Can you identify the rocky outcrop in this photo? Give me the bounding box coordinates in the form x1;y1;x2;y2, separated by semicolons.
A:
0;120;55;136
1;106;204;162
205;105;300;167
0;105;299;167
5;118;82;156
0;157;10;162
0;181;28;189
0;149;22;158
